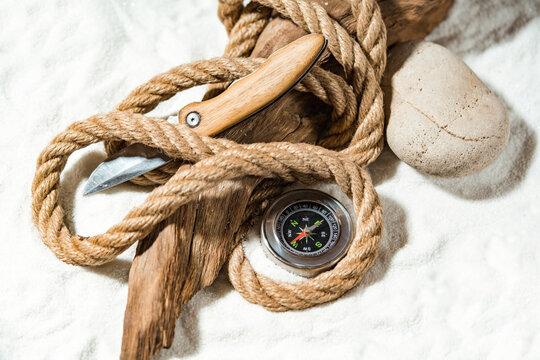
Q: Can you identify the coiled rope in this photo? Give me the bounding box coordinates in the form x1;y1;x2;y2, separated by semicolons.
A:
31;0;386;311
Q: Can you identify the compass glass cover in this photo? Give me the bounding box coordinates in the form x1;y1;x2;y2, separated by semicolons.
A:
276;200;340;256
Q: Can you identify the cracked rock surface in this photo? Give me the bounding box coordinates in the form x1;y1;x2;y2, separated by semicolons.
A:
383;40;510;177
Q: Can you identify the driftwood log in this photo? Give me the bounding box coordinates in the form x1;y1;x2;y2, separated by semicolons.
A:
120;1;453;359
121;95;329;359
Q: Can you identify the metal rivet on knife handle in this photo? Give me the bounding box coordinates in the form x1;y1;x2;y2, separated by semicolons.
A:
185;112;201;128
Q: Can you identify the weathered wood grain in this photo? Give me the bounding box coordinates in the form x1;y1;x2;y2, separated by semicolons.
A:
120;91;329;360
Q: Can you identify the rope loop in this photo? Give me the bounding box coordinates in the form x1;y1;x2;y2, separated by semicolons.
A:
31;0;386;311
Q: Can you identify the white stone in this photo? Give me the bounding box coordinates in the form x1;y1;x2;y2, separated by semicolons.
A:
383;40;510;177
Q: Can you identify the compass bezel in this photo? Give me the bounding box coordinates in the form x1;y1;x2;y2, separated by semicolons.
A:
261;189;353;277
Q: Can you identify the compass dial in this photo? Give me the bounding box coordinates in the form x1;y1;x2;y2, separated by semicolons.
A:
276;201;340;256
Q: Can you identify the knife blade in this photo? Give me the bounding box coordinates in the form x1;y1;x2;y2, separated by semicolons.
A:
84;116;178;195
84;34;327;195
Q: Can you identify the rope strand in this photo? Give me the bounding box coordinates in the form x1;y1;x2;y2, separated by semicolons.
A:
31;0;386;311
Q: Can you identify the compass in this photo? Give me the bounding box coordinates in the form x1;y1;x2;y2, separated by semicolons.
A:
261;189;353;277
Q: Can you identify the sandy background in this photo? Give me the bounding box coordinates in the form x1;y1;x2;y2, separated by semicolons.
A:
1;0;539;359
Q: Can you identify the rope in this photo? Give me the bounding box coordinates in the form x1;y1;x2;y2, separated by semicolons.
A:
31;0;386;311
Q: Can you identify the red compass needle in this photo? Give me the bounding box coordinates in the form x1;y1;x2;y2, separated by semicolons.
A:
291;230;308;244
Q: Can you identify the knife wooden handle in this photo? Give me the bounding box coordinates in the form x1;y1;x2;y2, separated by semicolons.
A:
177;34;326;136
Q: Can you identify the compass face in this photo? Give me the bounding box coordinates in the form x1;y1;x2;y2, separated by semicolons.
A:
276;201;340;256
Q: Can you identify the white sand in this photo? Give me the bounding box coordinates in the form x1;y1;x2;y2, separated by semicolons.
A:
1;0;538;359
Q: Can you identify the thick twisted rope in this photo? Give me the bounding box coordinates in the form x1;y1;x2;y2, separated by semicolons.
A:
31;0;386;311
106;0;386;185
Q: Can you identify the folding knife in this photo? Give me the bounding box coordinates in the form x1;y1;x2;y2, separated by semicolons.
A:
84;34;327;195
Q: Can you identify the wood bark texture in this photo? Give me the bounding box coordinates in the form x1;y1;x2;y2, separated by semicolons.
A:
120;1;454;359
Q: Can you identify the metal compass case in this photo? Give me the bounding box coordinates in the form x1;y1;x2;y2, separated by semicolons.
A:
261;189;354;277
